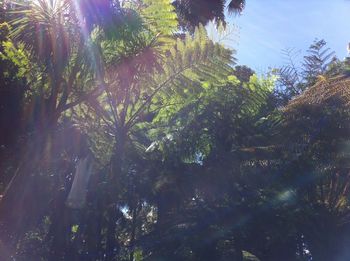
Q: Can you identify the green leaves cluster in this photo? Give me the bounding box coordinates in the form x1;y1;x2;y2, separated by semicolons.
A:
0;22;29;79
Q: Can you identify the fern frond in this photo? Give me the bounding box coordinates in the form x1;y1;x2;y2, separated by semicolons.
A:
141;0;178;36
127;25;235;127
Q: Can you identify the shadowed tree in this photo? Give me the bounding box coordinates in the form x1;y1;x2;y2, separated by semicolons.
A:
173;0;246;30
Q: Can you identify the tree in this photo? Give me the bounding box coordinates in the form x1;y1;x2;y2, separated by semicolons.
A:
276;39;337;104
0;22;28;185
173;0;246;30
134;72;277;260
0;0;238;259
0;0;93;243
302;39;336;86
74;19;234;261
282;76;350;260
2;1;350;260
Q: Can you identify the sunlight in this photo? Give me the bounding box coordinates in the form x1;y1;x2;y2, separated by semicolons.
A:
31;0;57;5
30;0;48;5
30;0;67;11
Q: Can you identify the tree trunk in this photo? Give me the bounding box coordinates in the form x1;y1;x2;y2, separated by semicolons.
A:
0;132;50;244
105;129;126;260
129;201;140;261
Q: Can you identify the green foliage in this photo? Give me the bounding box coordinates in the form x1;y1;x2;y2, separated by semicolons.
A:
0;34;29;161
9;0;75;69
173;0;246;30
149;70;275;166
2;1;350;261
0;22;29;78
302;39;336;85
277;39;338;104
141;0;178;36
0;39;28;77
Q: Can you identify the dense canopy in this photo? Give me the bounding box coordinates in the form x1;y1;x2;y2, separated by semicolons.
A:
0;1;349;261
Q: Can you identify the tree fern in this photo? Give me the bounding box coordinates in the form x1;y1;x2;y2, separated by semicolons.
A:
277;39;337;104
76;24;236;168
128;24;234;127
302;39;336;86
141;0;178;36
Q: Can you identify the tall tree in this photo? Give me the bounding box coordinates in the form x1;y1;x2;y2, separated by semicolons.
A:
173;0;246;30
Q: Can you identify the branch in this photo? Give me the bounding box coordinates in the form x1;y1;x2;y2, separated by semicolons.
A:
58;87;103;113
125;64;194;129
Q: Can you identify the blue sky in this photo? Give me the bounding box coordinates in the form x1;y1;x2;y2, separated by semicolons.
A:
226;0;350;72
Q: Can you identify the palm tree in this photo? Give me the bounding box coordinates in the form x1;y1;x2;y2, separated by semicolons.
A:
0;0;92;243
173;0;246;30
9;0;81;126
